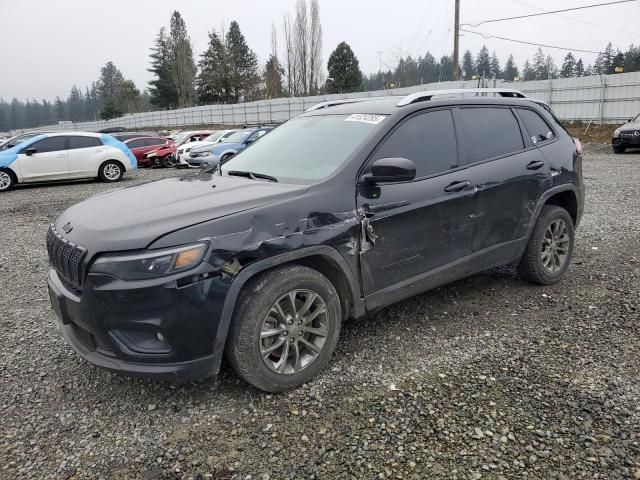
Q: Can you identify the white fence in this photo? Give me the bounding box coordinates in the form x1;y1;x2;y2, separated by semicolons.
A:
16;71;640;134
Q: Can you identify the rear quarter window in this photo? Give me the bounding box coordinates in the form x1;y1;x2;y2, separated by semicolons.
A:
516;108;555;145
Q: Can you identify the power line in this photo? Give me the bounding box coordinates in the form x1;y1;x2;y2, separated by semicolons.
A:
407;0;435;56
510;0;640;37
460;28;603;54
462;0;638;27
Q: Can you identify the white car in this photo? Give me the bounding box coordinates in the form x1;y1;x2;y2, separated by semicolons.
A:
0;132;137;192
175;129;238;167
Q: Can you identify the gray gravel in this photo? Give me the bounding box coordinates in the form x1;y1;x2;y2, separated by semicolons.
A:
1;148;639;479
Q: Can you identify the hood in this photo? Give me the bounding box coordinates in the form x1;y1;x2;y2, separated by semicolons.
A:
191;142;243;154
178;140;215;152
620;121;640;131
55;173;309;254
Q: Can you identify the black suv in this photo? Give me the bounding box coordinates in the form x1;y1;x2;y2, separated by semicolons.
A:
612;112;640;153
47;89;584;392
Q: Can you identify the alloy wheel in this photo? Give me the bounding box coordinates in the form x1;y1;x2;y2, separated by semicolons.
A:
0;171;11;190
103;163;121;181
541;218;570;273
259;289;329;375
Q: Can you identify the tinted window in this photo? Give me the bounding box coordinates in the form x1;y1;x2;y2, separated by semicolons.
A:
145;138;166;146
23;136;67;154
68;136;102;149
517;108;555;144
459;107;524;164
373;109;458;177
126;139;146;148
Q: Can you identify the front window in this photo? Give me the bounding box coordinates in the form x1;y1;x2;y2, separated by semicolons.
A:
204;132;224;142
223;130;255;144
221;115;384;183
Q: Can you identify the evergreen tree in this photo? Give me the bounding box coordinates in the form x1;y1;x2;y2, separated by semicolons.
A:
438;55;454;81
560;52;577;78
612;50;625;73
41;99;53;125
461;50;475;79
522;60;535;81
264;54;285;99
168;11;196;107
489;51;501;79
624;44;640;72
54;97;66;122
475;46;491;78
503;54;519;81
594;42;614;74
326;41;363;93
226;21;260;102
575;58;585;77
67;85;84;122
196;30;230;104
148;27;178;108
417;52;438;84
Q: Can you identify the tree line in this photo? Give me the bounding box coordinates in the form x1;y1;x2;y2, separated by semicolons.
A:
2;0;640;133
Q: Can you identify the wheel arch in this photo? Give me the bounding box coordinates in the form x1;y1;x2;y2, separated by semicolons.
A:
0;166;19;184
99;158;126;175
527;185;580;240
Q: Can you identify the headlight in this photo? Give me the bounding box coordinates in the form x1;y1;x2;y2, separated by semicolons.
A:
90;243;207;280
613;128;621;138
146;152;156;158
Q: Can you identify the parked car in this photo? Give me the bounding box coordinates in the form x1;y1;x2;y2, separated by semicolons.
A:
175;130;238;168
1;132;53;151
147;130;214;167
97;127;126;134
111;131;161;142
612;113;640;153
185;127;273;168
124;137;175;167
0;132;136;191
47;89;584;392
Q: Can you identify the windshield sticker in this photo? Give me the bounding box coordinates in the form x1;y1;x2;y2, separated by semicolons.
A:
345;114;386;125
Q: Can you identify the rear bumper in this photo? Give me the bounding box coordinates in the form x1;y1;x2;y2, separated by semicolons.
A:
48;266;231;382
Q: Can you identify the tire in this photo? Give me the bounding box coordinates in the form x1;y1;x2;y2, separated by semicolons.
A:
0;168;16;192
613;145;625;154
225;265;342;392
98;161;123;183
162;155;175;168
518;205;575;285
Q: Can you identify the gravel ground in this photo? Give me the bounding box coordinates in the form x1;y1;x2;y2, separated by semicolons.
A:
1;148;639;480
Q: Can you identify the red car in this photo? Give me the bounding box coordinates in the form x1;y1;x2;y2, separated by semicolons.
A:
146;130;214;167
124;137;175;167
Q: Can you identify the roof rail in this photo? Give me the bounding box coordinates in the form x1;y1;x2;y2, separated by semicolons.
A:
396;88;527;107
305;98;370;112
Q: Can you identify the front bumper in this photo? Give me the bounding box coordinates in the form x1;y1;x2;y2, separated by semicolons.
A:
48;266;231;382
187;155;219;167
612;136;640;148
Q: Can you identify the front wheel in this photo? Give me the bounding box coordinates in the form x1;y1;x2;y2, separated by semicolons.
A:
0;169;16;192
613;145;625;154
98;161;123;182
225;265;342;392
518;205;575;285
162;155;176;168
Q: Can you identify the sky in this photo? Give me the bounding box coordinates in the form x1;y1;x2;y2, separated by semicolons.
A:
1;0;639;101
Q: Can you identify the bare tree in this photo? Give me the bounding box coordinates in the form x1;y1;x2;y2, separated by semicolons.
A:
283;14;297;96
294;0;309;95
308;0;323;94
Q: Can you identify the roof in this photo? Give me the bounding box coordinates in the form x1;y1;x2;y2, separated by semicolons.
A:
45;131;103;138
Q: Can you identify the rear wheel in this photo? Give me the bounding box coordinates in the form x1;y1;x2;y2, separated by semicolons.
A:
613;145;626;154
0;169;16;192
98;161;123;182
518;205;575;285
225;265;342;392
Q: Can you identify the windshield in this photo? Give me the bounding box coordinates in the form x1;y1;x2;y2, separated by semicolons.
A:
633;113;640;122
171;132;187;142
222;115;384;183
203;132;223;142
223;130;254;144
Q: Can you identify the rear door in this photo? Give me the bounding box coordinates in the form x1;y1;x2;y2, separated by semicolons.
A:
456;106;551;265
125;139;147;159
357;108;477;296
66;136;105;178
16;136;69;181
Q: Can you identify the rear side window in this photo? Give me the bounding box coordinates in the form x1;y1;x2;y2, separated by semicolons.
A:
458;107;524;164
68;136;102;150
373;109;458;177
516;108;555;145
145;138;166;146
23;136;67;154
126;139;146;148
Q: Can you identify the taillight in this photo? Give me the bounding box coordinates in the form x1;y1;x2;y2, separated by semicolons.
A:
573;137;583;154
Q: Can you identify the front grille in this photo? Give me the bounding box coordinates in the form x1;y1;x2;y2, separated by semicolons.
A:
46;225;87;286
620;130;640;137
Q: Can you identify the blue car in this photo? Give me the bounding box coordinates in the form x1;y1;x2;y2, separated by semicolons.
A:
185;127;273;167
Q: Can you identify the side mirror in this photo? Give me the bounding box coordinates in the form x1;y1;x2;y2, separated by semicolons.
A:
364;157;416;183
25;148;37;156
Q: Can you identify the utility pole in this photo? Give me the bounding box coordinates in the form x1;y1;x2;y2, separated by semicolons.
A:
453;0;460;80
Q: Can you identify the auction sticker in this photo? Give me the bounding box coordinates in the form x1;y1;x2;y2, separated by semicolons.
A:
345;114;386;125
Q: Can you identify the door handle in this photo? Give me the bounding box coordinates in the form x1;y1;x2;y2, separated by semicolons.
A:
56;154;65;158
526;160;545;170
444;180;471;192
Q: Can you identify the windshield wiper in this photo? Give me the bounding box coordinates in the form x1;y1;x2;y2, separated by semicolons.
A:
227;170;278;183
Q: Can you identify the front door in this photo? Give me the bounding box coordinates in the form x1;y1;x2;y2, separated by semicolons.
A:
357;108;477;297
16;136;69;181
